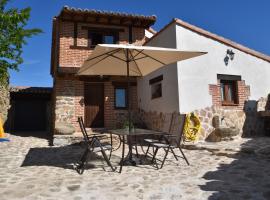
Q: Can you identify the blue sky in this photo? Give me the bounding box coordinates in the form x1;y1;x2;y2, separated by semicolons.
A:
8;0;270;87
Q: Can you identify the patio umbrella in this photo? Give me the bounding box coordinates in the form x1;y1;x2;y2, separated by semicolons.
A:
78;44;206;131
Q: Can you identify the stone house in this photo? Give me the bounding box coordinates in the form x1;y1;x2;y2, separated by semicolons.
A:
138;18;270;139
50;6;156;133
51;7;270;139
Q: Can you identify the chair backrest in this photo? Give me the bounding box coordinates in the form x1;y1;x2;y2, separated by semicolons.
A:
174;114;186;147
78;117;102;148
78;117;90;143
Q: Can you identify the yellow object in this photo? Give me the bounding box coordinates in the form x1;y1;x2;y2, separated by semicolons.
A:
0;116;5;138
183;112;201;142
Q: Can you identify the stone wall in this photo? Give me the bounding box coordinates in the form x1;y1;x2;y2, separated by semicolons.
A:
0;83;9;124
257;95;270;111
138;96;268;141
138;109;184;135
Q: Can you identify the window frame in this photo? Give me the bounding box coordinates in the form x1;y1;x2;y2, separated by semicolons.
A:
149;75;163;100
114;86;128;110
88;30;119;49
70;26;122;50
151;82;162;99
220;79;239;106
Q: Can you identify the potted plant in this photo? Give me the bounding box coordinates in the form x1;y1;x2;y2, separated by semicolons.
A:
122;120;135;132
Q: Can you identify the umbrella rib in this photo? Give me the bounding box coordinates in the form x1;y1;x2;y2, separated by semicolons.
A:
133;49;144;58
79;48;122;74
134;49;166;65
133;55;148;61
129;50;143;76
105;53;126;62
85;48;121;62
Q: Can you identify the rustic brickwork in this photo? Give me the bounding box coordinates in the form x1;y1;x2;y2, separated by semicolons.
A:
104;81;138;129
59;22;93;68
53;77;139;132
209;80;250;110
58;21;145;69
52;15;147;134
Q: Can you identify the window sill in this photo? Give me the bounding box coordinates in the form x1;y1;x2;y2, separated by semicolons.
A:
70;45;94;50
222;103;239;106
151;96;162;100
114;107;128;110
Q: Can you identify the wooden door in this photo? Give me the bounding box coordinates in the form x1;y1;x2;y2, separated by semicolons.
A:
84;82;104;127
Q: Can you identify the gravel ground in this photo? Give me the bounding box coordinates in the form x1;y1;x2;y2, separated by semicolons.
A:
1;133;270;200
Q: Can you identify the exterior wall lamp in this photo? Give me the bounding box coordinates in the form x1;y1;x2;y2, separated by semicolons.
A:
227;49;235;60
224;49;235;65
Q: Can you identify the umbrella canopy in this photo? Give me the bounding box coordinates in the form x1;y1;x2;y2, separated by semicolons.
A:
77;44;206;134
77;44;206;76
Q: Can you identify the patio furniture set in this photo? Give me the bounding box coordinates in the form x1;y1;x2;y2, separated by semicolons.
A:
73;44;203;174
75;113;189;174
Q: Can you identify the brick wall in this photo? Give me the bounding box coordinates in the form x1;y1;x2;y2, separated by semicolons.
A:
104;82;138;129
53;20;146;133
54;77;138;132
209;80;250;110
58;21;146;68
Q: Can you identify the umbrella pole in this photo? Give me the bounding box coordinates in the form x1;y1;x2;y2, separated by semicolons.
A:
126;49;131;133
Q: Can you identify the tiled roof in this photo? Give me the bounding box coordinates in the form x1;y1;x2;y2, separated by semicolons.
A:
145;18;270;63
58;6;156;27
10;86;52;94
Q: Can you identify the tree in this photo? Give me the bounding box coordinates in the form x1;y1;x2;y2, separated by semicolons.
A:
0;0;42;84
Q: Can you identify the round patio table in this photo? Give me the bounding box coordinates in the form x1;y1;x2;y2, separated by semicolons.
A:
108;128;165;173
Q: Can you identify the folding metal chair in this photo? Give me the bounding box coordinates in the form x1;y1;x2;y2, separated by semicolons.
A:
76;117;115;174
145;114;190;169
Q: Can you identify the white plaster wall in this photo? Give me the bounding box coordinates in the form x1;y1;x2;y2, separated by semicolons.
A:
145;29;154;39
176;24;270;113
138;24;179;113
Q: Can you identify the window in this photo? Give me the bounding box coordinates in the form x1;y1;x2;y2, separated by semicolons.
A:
149;75;163;99
220;80;238;105
89;32;117;48
104;35;114;44
151;82;162;99
115;87;127;109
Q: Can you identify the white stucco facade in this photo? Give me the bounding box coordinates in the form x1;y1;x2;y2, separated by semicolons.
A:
138;20;270;114
137;24;179;113
176;24;270;113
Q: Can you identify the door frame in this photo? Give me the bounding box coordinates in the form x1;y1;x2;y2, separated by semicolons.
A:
84;82;104;128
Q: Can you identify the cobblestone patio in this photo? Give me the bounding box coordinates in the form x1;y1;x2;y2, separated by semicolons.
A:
1;133;270;200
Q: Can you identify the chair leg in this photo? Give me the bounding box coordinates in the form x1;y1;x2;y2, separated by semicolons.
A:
144;144;150;158
179;147;190;165
109;149;112;160
151;147;159;163
160;147;170;169
119;135;125;173
151;147;159;169
109;134;113;160
135;143;139;158
76;148;89;174
170;148;178;161
100;148;115;171
79;148;89;166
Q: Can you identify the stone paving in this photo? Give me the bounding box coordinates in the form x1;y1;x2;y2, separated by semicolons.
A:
1;133;270;200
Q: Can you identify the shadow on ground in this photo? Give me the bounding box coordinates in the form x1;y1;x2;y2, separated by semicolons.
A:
20;143;156;172
199;138;270;199
21;143;121;171
10;131;50;139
